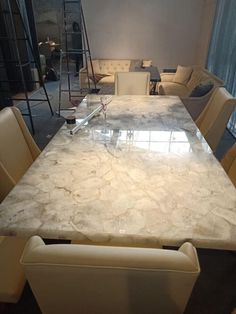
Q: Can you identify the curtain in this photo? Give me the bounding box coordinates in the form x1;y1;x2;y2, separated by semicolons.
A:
207;0;236;136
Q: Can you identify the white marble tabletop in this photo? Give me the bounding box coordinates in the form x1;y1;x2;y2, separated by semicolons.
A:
1;95;236;250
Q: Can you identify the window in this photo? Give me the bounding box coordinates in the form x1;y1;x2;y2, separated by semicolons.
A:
207;0;236;136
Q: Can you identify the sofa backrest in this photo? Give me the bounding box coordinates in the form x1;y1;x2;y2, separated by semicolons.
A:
186;66;223;91
200;68;224;87
87;59;131;75
98;59;131;75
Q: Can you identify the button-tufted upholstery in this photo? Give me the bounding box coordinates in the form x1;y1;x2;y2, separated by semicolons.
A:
21;236;200;314
98;59;131;75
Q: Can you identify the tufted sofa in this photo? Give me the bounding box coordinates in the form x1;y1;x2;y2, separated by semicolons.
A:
157;66;224;119
79;59;142;93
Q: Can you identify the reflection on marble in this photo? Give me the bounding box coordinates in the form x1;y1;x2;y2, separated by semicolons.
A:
0;95;236;250
93;130;192;153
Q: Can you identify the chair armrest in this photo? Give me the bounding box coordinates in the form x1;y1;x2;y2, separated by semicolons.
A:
178;242;200;272
160;73;175;82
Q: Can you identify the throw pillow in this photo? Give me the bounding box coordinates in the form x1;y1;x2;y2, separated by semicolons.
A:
142;60;152;67
173;65;193;85
187;70;203;91
189;82;214;97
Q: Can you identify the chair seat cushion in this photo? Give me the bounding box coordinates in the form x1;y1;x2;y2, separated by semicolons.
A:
158;82;189;97
0;236;27;303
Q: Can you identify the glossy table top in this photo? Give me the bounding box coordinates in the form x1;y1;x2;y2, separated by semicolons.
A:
0;95;236;250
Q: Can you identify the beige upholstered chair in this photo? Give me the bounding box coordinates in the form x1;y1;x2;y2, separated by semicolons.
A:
115;72;150;95
0;106;40;201
221;143;236;187
195;87;236;152
0;106;40;303
0;237;27;303
21;236;200;314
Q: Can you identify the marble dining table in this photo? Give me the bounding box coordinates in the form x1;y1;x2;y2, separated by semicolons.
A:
0;95;236;250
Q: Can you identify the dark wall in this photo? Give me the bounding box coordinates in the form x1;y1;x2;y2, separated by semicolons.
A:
33;0;81;48
33;0;63;43
0;0;36;99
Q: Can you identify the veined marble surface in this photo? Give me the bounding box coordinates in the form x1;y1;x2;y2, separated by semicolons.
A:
1;95;236;250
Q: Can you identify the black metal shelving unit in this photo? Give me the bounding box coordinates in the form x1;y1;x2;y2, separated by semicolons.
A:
58;0;96;115
0;0;53;133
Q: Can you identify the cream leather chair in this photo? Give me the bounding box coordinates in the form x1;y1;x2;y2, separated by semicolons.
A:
115;72;150;95
0;236;27;303
221;143;236;187
0;106;40;201
195;87;236;152
21;236;200;314
0;106;40;303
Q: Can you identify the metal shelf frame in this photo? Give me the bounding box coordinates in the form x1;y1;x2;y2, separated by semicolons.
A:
0;0;53;133
58;0;97;115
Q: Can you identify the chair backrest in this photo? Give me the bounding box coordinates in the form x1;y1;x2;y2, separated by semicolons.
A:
0;107;40;202
115;72;150;95
21;236;200;314
221;143;236;187
195;87;236;152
